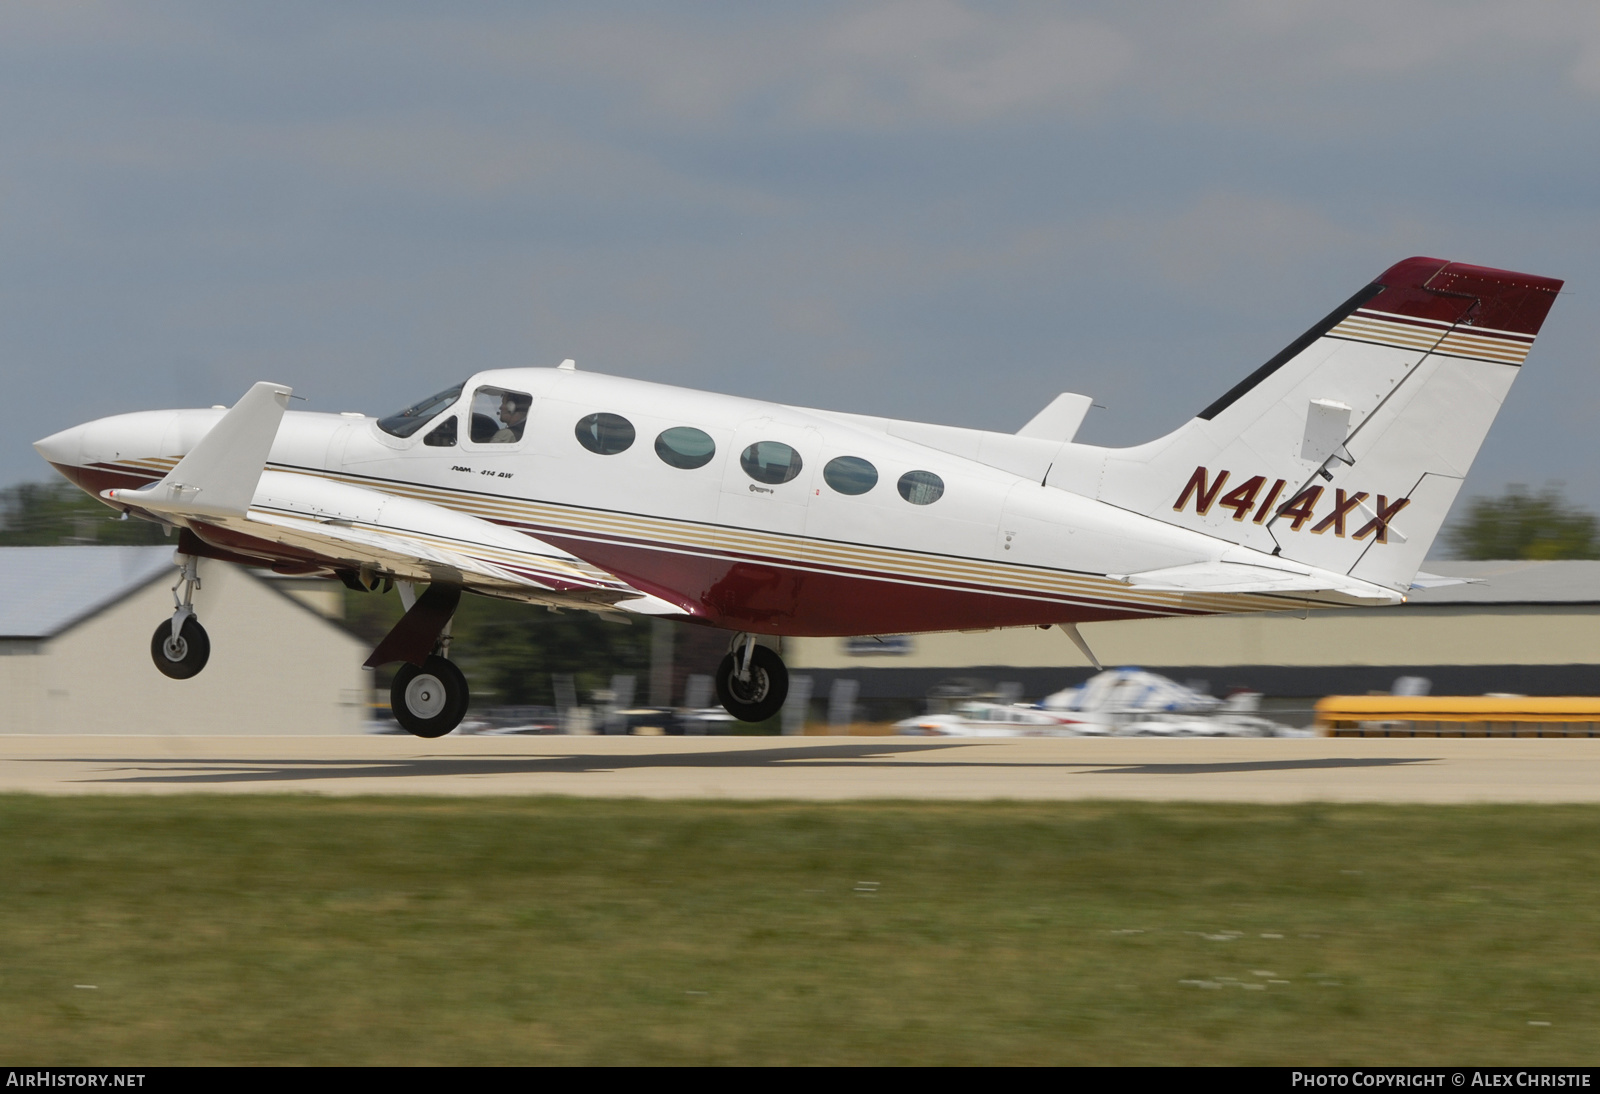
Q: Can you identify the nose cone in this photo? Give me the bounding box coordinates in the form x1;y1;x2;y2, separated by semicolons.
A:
34;422;89;467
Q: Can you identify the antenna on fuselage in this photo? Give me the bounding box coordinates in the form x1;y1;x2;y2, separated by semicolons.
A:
558;359;577;371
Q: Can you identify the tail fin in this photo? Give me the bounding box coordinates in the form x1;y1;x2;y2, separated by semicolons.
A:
1092;258;1562;590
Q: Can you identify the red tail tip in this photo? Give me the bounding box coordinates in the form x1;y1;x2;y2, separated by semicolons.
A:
1370;257;1563;336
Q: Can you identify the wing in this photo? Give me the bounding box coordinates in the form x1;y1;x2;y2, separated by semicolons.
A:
101;382;683;616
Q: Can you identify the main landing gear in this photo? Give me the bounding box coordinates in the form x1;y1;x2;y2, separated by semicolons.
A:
151;553;210;680
390;655;469;738
371;581;470;738
715;633;789;723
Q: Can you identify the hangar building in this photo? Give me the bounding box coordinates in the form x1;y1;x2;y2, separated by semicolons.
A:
0;546;370;734
784;559;1600;709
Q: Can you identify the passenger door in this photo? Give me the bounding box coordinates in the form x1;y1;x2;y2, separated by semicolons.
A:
717;417;819;538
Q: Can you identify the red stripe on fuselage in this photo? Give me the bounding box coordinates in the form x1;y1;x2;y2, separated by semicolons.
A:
58;458;1221;635
535;533;1183;636
50;462;161;495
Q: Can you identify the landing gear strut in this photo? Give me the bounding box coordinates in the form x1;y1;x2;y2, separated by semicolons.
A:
150;553;210;679
715;633;788;723
371;581;470;738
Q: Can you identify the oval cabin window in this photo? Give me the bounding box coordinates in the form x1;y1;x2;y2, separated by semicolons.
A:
823;456;878;495
654;427;717;470
574;413;636;455
740;441;804;485
897;470;945;505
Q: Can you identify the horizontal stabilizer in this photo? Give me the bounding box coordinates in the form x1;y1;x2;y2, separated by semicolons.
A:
102;382;291;519
1114;561;1401;603
1017;393;1093;442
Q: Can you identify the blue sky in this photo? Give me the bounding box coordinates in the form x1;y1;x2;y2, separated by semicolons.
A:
5;2;1599;536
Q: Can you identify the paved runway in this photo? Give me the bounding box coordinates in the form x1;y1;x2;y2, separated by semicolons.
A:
3;734;1600;802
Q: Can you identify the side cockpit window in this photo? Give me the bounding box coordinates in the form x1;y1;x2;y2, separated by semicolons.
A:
423;416;457;447
471;386;533;444
377;383;464;438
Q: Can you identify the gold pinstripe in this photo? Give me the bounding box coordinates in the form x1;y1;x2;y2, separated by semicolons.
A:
243;465;1324;618
94;459;1366;616
121;456;180;472
1329;311;1533;365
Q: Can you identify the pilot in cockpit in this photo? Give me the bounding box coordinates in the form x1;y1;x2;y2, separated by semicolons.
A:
492;392;531;442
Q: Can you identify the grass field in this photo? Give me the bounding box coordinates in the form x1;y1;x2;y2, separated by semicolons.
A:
3;796;1598;1065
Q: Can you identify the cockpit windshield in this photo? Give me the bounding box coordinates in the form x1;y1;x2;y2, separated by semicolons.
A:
376;383;464;438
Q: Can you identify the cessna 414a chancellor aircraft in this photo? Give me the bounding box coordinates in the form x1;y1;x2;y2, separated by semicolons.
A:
34;256;1562;737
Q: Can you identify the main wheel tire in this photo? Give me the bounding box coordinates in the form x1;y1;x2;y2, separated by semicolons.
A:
391;656;469;738
714;645;789;723
150;617;210;680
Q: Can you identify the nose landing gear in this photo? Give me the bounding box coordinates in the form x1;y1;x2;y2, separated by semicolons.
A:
151;616;210;679
150;553;210;680
715;633;789;723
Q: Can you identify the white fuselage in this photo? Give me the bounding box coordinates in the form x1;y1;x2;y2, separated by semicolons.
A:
37;366;1390;636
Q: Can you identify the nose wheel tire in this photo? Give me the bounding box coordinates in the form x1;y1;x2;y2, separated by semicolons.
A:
714;645;789;723
391;656;469;738
150;618;211;680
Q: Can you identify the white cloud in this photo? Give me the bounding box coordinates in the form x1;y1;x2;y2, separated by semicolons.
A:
0;0;212;49
252;3;1600;138
1148;1;1600;114
1102;193;1366;294
372;4;1132;130
803;2;1133;125
1566;7;1600;93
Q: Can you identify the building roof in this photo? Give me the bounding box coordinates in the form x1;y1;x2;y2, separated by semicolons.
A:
1410;560;1600;605
0;546;175;638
